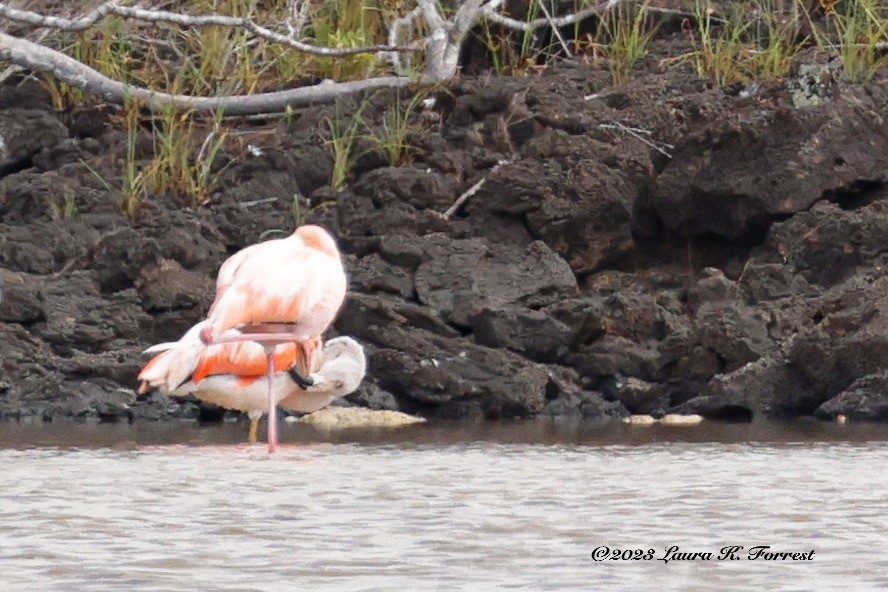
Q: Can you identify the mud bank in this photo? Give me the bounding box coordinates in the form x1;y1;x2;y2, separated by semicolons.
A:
0;46;886;424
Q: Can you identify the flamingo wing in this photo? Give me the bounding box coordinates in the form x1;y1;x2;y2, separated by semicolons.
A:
138;320;303;393
190;342;301;384
215;237;294;293
205;237;346;340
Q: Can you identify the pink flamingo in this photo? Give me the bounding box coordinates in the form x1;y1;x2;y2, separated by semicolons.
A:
197;224;347;452
138;330;366;443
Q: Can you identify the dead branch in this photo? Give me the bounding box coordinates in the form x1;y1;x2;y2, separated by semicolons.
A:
482;0;623;32
537;0;573;58
0;0;691;114
0;31;413;114
599;121;673;157
443;158;512;219
0;1;413;57
387;6;424;76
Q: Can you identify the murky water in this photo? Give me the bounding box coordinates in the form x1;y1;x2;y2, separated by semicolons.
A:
1;421;887;591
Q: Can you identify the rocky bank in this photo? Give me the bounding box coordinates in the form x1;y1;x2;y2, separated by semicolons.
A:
0;42;887;424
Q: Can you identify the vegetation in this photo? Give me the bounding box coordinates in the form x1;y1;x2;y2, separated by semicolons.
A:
365;91;428;167
597;1;658;84
16;0;888;216
326;102;366;190
815;0;888;82
117;100;228;218
673;0;806;86
477;1;550;75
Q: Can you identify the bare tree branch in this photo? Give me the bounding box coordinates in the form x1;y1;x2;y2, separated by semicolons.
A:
443;158;513;219
537;0;573;58
0;1;416;57
387;6;424;76
0;0;698;114
482;0;622;32
0;31;413;114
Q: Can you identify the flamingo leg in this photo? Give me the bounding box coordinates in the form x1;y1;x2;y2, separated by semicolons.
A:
206;331;310;346
247;411;261;444
265;348;278;454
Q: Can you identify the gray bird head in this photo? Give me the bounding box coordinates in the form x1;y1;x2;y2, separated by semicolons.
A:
318;336;367;396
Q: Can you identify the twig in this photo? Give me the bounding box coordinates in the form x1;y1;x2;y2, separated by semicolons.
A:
536;0;572;58
599;121;673;157
387;6;424;76
196;130;216;163
443;159;512;219
240;197;279;207
482;0;622;31
285;0;310;40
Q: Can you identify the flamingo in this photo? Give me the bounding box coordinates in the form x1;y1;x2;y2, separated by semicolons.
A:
138;328;366;442
279;336;367;414
199;224;347;452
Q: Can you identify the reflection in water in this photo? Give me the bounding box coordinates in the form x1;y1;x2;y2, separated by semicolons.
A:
1;422;887;591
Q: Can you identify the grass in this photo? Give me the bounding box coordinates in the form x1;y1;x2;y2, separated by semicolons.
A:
144;105;229;204
597;1;659;84
324;89;432;186
27;0;885;225
35;0;885;113
477;0;550;75
42;16;133;110
364;91;426;166
816;0;888;82
309;0;383;81
746;0;806;80
326;101;366;190
47;187;78;220
121;101;146;218
118;100;229;218
41;0;392;108
673;0;806;86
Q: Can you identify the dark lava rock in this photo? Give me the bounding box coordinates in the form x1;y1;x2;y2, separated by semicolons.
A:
345;382;401;412
641;92;888;241
91;228;162;293
0;269;43;323
676;357;814;420
540;366;629;420
815;372;888;421
470;305;572;363
413;236;577;326
473;130;644;274
369;328;551;419
1;64;888;425
0;109;68;172
135;259;214;312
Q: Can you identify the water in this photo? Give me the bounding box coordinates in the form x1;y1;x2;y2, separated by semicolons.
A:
1;421;887;591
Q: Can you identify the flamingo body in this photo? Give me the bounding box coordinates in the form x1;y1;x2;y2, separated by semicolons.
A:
142;225;348;452
201;225;347;344
138;331;366;420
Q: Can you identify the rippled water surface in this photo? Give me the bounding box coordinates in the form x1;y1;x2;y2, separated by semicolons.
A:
2;421;888;591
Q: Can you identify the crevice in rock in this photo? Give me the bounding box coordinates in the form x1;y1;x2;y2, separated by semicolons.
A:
386;392;439;417
703;404;754;422
823;180;886;211
0;153;35;179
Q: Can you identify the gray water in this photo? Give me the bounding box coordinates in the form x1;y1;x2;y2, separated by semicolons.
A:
1;421;887;591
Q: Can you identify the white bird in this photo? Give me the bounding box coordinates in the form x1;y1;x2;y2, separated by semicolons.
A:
138;327;366;444
197;224;348;452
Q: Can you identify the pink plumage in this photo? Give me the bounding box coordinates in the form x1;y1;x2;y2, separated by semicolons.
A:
200;225;347;344
195;224;347;452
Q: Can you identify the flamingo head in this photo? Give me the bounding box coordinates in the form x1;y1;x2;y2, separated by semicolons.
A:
295;225;340;259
